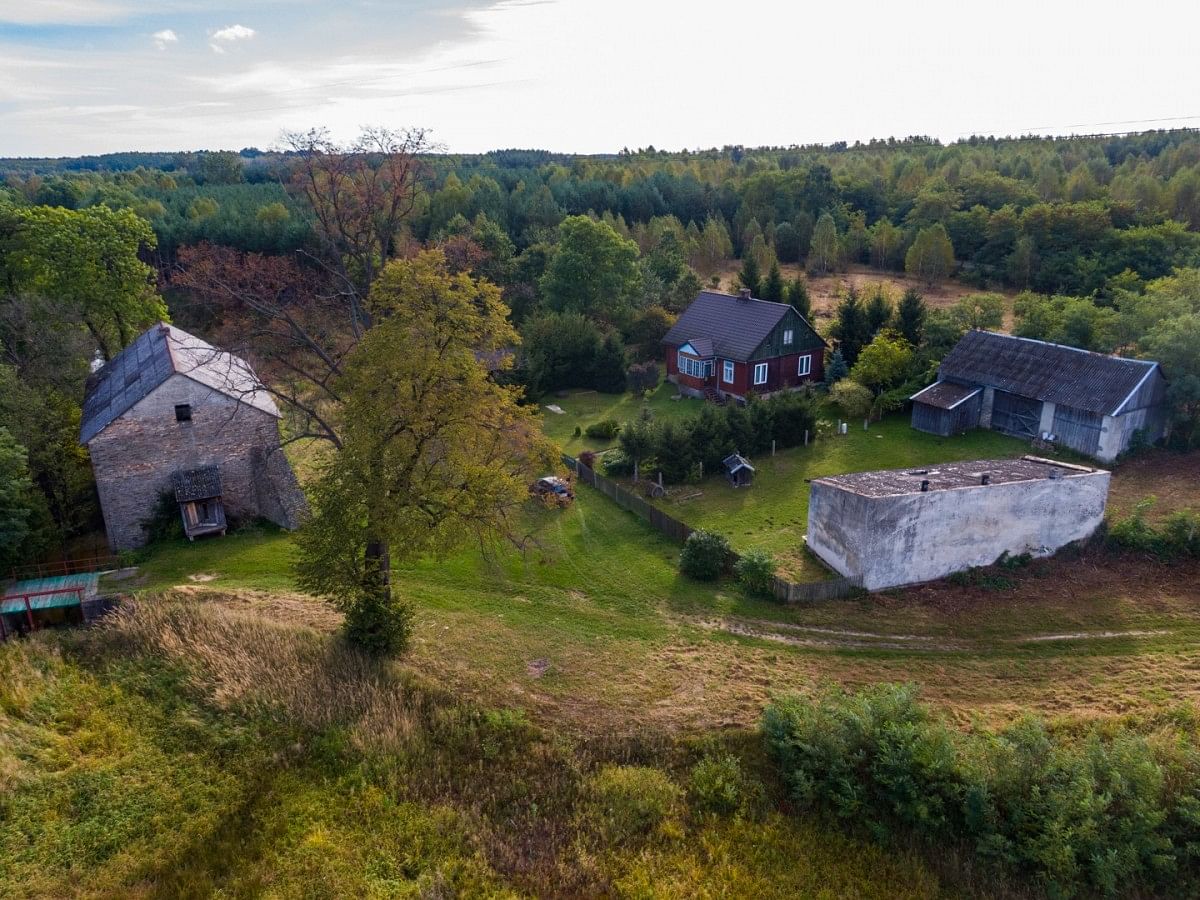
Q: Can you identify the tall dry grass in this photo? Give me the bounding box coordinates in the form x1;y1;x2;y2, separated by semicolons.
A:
101;594;426;749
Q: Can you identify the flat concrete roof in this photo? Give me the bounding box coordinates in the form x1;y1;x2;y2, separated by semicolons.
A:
811;456;1105;499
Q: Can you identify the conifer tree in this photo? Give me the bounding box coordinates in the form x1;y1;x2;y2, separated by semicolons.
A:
788;275;812;320
738;254;761;297
896;287;928;346
761;261;785;301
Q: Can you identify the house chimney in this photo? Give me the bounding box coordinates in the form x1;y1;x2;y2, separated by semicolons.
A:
738;288;752;300
981;473;990;485
920;479;930;492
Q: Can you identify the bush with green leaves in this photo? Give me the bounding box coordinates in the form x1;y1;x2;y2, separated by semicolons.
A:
689;753;752;816
679;530;731;581
763;683;1200;896
1108;499;1200;560
584;419;621;440
734;549;776;598
587;765;680;841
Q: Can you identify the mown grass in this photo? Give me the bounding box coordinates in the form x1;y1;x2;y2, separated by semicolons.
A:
0;601;954;898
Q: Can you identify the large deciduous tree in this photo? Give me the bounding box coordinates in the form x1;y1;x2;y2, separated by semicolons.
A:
808;212;840;274
1;204;165;360
539;215;641;324
905;223;956;286
295;250;548;654
280;126;434;338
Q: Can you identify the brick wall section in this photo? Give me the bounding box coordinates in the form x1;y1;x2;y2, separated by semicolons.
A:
87;373;307;550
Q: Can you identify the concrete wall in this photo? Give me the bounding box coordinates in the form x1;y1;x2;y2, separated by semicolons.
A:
806;470;1110;591
87;374;306;550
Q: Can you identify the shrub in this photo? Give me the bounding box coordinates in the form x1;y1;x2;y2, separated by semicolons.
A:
830;380;874;420
585;419;621;441
680;530;731;581
763;684;1200;896
689;753;749;816
626;360;661;394
588;765;680;841
578;450;597;470
573;425;581;437
1109;499;1200;560
601;450;634;477
734;549;776;598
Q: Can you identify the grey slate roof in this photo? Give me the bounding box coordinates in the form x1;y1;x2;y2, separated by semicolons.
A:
662;291;815;361
910;380;981;410
939;331;1160;416
173;465;222;502
80;322;279;444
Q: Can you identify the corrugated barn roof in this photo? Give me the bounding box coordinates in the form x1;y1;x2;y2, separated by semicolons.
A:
939;331;1159;416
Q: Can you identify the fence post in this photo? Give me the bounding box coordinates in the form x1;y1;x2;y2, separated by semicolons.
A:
804;429;809;446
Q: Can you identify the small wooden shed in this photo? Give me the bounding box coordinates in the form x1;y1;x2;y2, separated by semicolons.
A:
723;452;755;488
172;466;227;540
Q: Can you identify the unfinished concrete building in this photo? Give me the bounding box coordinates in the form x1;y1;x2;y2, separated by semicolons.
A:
80;322;306;551
806;457;1110;591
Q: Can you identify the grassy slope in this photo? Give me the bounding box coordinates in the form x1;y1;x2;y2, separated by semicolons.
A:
0;603;948;899
126;462;1200;734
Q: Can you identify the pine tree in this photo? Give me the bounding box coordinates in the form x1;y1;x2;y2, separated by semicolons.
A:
864;287;893;338
829;288;871;367
761;261;785;301
788;275;811;320
896;288;927;346
823;348;849;386
738;254;761;296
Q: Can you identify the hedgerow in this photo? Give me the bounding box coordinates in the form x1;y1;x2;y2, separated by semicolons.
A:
763;683;1200;897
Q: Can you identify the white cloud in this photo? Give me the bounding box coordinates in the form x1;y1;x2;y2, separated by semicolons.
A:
209;23;255;53
211;23;255;42
152;29;179;50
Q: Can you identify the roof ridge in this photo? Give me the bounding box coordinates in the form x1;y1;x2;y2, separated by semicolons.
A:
975;329;1153;366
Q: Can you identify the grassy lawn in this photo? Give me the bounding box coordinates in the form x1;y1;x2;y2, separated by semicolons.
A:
124;475;1200;734
539;386;1047;580
537;379;701;454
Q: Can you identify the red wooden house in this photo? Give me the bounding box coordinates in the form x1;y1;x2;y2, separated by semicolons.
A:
663;289;826;401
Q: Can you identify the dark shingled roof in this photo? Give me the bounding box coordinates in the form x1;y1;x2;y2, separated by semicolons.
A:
662;291;811;361
813;456;1103;499
172;465;222;502
80;322;279;444
939;331;1159;416
910;380;981;410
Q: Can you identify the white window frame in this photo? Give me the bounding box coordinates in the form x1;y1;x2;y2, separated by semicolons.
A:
678;353;711;379
783;328;793;345
753;362;768;386
797;354;811;377
723;360;734;384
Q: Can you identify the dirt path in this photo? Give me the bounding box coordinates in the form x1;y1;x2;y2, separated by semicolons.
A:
692;615;1180;654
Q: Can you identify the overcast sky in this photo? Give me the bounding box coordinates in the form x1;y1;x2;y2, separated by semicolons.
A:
1;0;1198;157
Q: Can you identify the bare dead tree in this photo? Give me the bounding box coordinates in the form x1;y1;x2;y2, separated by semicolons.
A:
279;126;436;339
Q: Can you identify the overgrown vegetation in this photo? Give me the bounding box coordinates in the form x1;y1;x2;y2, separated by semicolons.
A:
1109;498;1200;560
679;529;731;581
0;598;949;898
764;683;1200;897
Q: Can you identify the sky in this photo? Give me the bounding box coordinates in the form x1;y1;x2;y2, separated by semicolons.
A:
1;0;1198;157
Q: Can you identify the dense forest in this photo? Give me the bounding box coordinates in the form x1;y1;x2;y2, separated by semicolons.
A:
2;129;1200;566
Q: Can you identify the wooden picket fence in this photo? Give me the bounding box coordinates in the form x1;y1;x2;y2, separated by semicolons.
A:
562;454;863;603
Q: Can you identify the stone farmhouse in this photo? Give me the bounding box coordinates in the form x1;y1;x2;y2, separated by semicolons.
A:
662;289;826;402
910;331;1167;463
806;456;1110;591
80;323;306;551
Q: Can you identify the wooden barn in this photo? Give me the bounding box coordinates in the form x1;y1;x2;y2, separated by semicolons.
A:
80;323;307;551
910;331;1167;462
